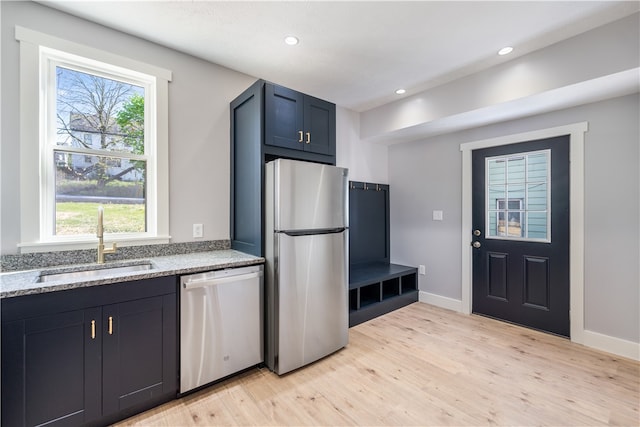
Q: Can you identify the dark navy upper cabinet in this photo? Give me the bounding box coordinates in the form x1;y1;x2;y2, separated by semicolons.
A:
1;277;177;427
265;83;335;156
231;80;336;257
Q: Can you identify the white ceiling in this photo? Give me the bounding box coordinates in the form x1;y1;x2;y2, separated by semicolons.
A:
38;1;639;112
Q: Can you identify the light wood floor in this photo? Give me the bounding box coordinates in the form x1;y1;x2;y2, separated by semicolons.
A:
116;303;639;426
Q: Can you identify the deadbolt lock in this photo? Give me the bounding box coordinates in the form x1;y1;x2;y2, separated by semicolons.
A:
473;229;481;236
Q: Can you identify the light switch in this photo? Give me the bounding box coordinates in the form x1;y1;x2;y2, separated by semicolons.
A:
432;210;443;221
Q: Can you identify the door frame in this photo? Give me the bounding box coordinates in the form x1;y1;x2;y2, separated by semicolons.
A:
460;122;587;344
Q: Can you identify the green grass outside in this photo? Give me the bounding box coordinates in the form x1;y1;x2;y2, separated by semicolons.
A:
56;202;145;235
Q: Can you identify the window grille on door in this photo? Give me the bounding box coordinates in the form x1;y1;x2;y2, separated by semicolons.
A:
486;150;551;242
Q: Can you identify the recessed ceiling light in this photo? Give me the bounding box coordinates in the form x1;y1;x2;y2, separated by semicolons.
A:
284;35;299;46
498;46;514;56
395;89;406;95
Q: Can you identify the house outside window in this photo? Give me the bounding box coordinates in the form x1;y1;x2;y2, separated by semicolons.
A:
486;150;551;242
16;27;171;252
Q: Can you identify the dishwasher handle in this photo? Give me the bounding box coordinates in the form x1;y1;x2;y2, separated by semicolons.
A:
182;271;261;289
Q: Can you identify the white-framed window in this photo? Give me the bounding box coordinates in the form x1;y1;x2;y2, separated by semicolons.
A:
16;27;172;252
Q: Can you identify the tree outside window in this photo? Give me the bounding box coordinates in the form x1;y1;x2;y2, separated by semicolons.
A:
54;66;147;235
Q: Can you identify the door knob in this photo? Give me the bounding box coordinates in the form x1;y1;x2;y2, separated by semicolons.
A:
472;241;481;248
473;229;481;236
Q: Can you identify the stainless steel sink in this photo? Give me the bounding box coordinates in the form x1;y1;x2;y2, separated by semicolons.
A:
38;263;153;283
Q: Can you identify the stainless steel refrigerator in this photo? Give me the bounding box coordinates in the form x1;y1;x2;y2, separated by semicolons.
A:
265;159;349;375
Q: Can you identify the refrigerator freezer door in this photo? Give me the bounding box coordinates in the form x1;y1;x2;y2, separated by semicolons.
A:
275;230;348;374
273;159;348;232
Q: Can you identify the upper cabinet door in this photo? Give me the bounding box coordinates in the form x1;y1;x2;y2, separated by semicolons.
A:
265;84;304;150
303;95;335;156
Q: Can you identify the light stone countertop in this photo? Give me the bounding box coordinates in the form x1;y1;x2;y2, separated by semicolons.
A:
0;250;264;299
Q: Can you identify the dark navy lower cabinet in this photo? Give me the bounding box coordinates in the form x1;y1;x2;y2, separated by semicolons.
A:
1;276;177;427
2;307;102;426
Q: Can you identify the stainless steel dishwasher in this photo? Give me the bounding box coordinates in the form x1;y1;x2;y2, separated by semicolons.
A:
180;265;263;394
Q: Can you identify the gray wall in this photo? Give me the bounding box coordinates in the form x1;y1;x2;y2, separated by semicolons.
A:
389;93;639;343
0;1;385;255
1;1;256;253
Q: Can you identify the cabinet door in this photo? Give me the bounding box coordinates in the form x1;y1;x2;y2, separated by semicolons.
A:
102;294;176;415
303;95;335;156
1;308;102;427
265;83;304;150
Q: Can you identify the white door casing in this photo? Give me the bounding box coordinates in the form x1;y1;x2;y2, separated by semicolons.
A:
460;122;587;345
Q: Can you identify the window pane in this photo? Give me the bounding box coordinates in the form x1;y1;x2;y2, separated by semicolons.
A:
527;182;547;210
527;153;548;181
506;211;524;237
488;185;506;210
507;184;525;202
496;211;506;236
56;67;145;155
54;152;146;235
488;211;499;237
506;156;525;183
527;212;548;240
487;159;506;185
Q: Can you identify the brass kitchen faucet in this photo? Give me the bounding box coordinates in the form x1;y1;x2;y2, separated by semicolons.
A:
97;206;117;263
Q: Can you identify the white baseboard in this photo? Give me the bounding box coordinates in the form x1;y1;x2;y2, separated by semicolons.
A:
582;330;640;361
419;291;463;313
418;291;639;361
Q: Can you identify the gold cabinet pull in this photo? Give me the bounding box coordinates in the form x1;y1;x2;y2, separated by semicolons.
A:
298;131;303;143
91;320;96;339
108;316;113;335
305;132;311;144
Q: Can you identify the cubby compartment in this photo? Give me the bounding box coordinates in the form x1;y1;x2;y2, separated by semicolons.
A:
401;273;417;294
359;283;381;308
382;277;400;299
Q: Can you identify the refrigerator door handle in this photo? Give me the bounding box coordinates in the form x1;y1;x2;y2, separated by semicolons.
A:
281;227;346;237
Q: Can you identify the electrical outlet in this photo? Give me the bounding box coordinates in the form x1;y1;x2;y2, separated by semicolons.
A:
193;223;203;238
432;210;443;221
419;265;426;275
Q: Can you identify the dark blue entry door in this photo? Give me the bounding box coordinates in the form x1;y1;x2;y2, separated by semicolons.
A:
472;136;570;337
